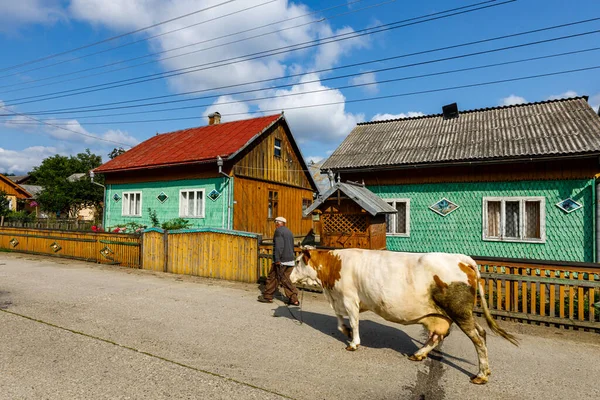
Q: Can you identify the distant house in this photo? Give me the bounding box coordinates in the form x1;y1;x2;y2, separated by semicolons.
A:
321;96;600;263
0;174;39;215
94;112;317;238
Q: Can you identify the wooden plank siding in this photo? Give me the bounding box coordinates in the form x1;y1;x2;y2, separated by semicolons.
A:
0;227;140;267
233;124;312;190
233;176;314;239
343;157;599;185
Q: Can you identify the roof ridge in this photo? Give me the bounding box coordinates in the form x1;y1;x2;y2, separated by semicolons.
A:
358;96;589;126
156;113;282;136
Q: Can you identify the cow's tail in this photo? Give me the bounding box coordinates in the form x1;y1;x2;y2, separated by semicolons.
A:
462;255;519;347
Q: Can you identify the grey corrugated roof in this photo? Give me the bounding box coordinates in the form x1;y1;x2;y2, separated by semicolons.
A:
322;97;600;171
20;184;43;197
303;182;397;217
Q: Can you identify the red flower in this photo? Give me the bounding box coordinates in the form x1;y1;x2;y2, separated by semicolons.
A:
91;226;98;232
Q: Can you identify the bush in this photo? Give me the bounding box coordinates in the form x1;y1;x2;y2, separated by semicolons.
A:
161;218;191;231
5;211;36;223
148;208;160;227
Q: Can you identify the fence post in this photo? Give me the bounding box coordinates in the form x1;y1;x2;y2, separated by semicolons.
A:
0;216;3;227
163;230;169;273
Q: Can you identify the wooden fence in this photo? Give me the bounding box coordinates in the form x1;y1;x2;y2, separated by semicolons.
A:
475;258;600;330
0;227;140;267
141;228;261;283
1;218;96;231
1;226;597;330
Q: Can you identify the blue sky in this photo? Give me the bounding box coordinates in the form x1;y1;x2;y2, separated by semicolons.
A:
1;0;599;174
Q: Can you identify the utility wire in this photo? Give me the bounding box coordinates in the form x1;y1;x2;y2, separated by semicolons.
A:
6;62;598;126
1;0;514;107
4;37;598;121
0;104;132;146
7;17;598;117
0;0;391;94
0;0;238;73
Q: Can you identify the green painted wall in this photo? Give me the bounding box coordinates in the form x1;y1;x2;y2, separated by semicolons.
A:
370;179;594;262
105;178;232;230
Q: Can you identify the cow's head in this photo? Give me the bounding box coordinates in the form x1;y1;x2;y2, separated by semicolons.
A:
290;247;320;286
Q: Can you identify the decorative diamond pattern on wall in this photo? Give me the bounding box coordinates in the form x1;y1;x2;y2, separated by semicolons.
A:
113;193;121;202
556;198;582;213
208;189;221;201
100;246;114;260
429;198;459;217
50;242;62;253
372;179;595;262
9;238;19;248
157;191;169;203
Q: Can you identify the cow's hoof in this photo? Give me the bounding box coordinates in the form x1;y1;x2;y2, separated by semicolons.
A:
408;354;426;361
345;344;358;351
470;375;488;385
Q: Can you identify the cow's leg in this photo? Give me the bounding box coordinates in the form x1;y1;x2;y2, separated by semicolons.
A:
336;314;352;339
432;281;491;384
344;299;361;351
455;315;490;384
409;316;450;361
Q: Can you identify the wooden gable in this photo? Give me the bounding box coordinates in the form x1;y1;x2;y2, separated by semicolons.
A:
0;174;31;198
231;119;314;190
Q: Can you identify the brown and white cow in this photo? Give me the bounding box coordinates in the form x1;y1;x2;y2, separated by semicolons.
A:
290;248;518;384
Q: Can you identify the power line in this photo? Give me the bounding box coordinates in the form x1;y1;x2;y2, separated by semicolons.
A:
7;17;598;117
0;0;389;94
0;104;132;146
0;0;238;73
6;62;598;126
1;0;514;107
5;38;598;122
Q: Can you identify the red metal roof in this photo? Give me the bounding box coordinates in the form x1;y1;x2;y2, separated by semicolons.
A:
95;114;281;173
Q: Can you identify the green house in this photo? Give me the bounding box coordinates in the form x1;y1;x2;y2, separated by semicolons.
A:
94;112;317;238
321;97;600;263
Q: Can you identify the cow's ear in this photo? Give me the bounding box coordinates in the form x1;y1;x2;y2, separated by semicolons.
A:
302;249;311;264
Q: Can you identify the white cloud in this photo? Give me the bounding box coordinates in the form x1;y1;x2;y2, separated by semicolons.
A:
371;112;424;121
256;73;364;143
0;146;61;175
349;72;378;94
547;90;578;101
313;25;368;70
500;95;527;106
203;95;252;122
4;116;138;148
0;0;65;33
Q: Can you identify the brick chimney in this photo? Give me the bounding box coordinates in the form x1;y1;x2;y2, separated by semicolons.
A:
208;112;221;125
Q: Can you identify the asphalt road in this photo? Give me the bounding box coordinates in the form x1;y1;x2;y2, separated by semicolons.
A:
1;252;599;400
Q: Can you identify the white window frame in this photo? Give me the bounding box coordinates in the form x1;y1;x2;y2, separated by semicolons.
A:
385;198;410;237
482;196;546;243
179;189;205;218
122;191;142;217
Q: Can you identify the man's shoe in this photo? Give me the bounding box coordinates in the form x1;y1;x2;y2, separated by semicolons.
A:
287;300;300;306
257;295;273;303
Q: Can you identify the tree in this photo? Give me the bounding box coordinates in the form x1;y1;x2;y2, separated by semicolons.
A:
29;149;105;216
0;190;10;217
108;147;126;159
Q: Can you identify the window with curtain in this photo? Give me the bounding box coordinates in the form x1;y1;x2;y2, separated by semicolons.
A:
179;189;205;218
385;199;410;236
483;197;545;242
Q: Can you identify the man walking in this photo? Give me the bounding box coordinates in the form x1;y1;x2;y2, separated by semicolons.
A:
258;216;300;306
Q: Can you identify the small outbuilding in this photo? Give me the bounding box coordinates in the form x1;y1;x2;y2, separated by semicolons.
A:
303;181;397;250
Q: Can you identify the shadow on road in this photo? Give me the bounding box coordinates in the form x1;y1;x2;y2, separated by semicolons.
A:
273;305;476;379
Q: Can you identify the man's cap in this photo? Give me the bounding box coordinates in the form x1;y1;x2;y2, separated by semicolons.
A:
274;216;287;223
